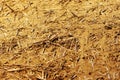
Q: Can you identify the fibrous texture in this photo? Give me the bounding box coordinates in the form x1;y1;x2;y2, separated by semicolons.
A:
0;0;120;80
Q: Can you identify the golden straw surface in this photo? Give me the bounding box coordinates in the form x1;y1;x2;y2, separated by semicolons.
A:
0;0;120;80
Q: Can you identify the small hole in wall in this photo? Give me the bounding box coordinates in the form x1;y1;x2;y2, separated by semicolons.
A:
89;72;92;75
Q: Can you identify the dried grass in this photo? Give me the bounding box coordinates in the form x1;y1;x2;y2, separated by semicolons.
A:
0;0;120;80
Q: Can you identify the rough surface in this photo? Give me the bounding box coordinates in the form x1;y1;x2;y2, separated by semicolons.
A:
0;0;120;80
